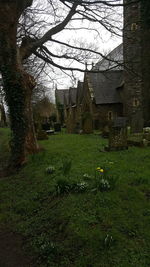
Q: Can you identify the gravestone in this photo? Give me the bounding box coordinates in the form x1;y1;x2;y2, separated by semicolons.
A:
105;117;128;151
42;122;51;131
54;122;61;132
74;122;81;134
101;125;109;138
46;130;55;135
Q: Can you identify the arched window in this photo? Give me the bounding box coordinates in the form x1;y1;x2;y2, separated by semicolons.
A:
131;23;138;31
108;111;113;121
133;98;139;107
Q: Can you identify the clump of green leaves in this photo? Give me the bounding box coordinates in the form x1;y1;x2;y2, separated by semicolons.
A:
103;234;114;248
45;165;55;174
98;178;110;191
83;173;91;180
55;177;88;195
32;235;58;262
93;167;119;192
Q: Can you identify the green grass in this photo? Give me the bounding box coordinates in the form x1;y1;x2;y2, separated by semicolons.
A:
0;128;150;266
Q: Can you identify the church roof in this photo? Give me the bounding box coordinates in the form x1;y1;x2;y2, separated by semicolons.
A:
55;87;78;106
69;87;77;105
94;43;123;71
64;90;69;106
88;70;123;104
55;44;123;107
55;89;69;105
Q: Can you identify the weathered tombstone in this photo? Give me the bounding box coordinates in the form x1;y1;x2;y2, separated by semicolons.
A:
54;122;61;132
127;126;131;136
101;125;109;138
46;130;55;135
105;117;128;151
74;122;80;134
42;122;51;131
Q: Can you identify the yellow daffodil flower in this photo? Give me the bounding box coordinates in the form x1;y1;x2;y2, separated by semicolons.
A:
96;167;101;170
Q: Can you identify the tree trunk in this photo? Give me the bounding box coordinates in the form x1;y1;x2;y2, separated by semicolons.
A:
24;73;39;154
0;101;7;126
0;2;39;168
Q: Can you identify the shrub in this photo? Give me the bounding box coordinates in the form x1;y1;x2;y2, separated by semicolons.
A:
93;167;119;191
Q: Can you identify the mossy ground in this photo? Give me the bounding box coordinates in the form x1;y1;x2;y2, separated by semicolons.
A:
0;128;150;267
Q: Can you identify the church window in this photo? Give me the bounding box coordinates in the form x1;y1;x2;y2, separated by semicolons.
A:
108;111;113;121
133;98;139;107
131;23;138;31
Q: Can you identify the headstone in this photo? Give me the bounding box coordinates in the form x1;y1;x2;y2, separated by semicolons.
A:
46;130;55;135
127;126;131;136
105;117;128;151
101;125;109;138
74;122;80;134
54;122;61;132
42;122;51;131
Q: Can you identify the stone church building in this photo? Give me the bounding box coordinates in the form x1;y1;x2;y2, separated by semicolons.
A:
56;1;150;133
123;0;150;132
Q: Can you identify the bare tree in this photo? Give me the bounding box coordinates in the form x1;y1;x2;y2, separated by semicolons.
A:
0;0;134;169
0;78;7;126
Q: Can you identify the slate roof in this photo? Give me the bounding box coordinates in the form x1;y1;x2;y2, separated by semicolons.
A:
88;70;123;104
94;43;123;71
55;87;78;106
69;87;77;105
64;90;69;106
55;44;123;106
55;89;69;105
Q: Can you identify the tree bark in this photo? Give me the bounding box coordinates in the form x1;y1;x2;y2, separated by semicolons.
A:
24;72;39;154
0;2;39;168
0;101;7;126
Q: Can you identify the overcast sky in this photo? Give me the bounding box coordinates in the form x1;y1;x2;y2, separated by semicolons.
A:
30;0;123;101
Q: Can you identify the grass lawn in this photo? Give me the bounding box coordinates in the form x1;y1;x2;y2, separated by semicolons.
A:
0;127;150;267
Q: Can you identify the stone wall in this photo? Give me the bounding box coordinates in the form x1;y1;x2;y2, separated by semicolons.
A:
123;0;144;132
141;0;150;126
92;103;123;129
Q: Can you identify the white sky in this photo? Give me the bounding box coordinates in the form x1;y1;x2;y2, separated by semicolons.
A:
30;0;123;101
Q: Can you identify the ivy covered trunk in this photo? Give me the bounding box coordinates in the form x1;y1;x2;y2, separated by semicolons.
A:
0;102;7;126
0;2;39;168
24;73;39;154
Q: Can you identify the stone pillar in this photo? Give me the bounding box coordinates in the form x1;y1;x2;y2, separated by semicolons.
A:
123;0;144;132
141;0;150;126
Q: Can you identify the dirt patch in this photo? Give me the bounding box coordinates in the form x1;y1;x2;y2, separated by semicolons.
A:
0;229;33;267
